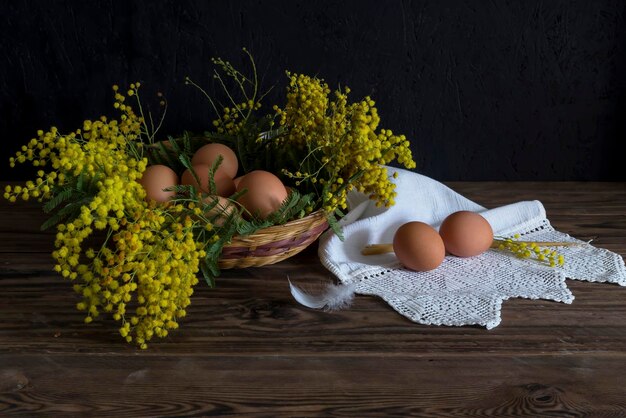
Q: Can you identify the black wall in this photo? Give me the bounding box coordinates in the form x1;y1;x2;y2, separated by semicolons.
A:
1;0;625;181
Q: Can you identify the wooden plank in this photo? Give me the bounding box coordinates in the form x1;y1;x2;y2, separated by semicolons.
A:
0;355;624;416
1;181;625;415
2;251;626;356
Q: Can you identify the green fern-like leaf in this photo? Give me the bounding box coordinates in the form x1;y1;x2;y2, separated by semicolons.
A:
43;187;75;214
206;155;224;195
156;140;179;170
178;153;193;171
235;218;272;236
164;184;195;194
182;132;192;156
76;172;85;192
265;190;315;225
146;146;165;166
326;210;344;241
199;259;217;288
41;196;93;231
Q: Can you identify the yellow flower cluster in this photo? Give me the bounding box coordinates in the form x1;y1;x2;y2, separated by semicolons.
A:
6;54;421;346
493;234;565;267
5;85;206;348
213;99;262;136
276;73;416;213
189;50;263;138
62;202;203;349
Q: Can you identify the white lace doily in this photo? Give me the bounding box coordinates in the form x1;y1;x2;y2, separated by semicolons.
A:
316;168;626;329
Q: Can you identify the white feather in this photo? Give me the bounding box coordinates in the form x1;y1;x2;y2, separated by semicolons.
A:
288;279;356;311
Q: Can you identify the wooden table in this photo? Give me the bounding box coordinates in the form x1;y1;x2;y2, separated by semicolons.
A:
1;182;625;417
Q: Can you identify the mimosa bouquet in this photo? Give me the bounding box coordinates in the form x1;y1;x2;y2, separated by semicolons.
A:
4;49;416;347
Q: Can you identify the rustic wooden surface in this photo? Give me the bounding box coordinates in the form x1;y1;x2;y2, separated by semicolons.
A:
1;182;625;417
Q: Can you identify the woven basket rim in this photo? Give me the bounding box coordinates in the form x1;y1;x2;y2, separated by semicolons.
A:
218;209;329;267
148;138;330;267
239;209;326;234
220;219;327;258
223;209;327;246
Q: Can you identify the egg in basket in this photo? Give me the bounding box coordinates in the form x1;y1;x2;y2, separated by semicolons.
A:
143;137;329;273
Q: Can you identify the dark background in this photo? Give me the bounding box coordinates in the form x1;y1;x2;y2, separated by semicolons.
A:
1;0;624;181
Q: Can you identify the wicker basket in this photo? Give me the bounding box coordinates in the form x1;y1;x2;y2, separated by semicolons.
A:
147;138;328;268
218;210;328;269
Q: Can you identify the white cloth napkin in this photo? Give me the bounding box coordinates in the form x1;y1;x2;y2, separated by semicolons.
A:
308;167;626;329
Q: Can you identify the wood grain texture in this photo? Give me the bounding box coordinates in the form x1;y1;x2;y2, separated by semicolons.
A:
1;182;625;417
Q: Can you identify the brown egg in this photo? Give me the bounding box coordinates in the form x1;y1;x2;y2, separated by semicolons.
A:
233;176;244;189
181;165;236;197
139;164;179;203
191;143;238;179
439;211;494;257
202;195;237;226
236;170;288;219
393;221;446;272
